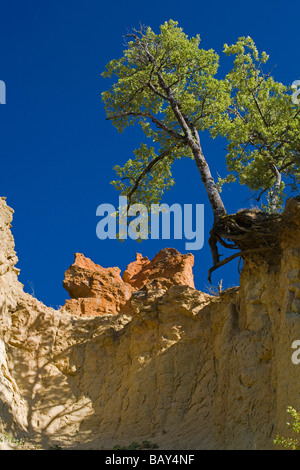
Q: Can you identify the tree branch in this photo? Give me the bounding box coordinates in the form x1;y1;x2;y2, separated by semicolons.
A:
106;111;185;141
126;147;173;207
147;81;169;100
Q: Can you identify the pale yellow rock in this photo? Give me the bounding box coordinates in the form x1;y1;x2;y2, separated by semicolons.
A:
1;197;300;449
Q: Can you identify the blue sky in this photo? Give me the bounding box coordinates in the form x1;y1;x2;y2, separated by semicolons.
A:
0;0;299;307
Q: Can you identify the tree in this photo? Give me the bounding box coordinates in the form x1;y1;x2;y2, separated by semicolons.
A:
102;20;230;221
214;37;300;213
102;20;300;280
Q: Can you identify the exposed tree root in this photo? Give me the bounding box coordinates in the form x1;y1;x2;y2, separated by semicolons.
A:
207;247;272;283
208;208;282;282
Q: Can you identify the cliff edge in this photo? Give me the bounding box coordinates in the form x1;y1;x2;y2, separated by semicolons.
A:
1;196;300;450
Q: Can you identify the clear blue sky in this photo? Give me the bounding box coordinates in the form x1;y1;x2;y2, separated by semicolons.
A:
0;0;299;307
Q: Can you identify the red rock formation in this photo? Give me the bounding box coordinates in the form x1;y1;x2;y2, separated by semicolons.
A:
62;248;195;317
63;253;133;316
123;248;195;290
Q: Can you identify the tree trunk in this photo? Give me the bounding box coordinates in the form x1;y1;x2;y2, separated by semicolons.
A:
192;146;227;223
153;69;227;223
269;164;282;213
191;145;227;267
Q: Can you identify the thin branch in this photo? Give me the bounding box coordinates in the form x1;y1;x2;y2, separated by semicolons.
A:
279;159;296;172
123;83;148;107
106;111;185;142
126;148;172;203
252;93;269;128
255;186;270;202
125;29;200;149
123;145;184;211
293;108;300;120
243;77;269;128
147;81;168;100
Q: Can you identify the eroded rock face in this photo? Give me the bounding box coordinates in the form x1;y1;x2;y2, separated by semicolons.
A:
123;248;195;290
0;198;30;439
63;253;134;316
62;248;195;317
2;197;300;450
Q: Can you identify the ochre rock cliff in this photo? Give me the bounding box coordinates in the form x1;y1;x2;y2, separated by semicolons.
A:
62;248;195;317
122;249;195;290
63;252;134;316
1;196;300;449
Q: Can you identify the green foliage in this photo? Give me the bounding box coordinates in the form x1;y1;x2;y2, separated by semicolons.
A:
102;20;230;210
113;440;159;450
213;37;300;211
111;143;175;207
0;433;25;447
274;406;300;450
102;21;300;215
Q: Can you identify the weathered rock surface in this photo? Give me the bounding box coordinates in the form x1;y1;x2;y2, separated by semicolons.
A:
63;253;133;316
123;248;195;290
62;248;195;317
1;196;300;450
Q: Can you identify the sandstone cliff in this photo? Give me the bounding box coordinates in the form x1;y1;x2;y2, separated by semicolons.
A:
1;196;300;450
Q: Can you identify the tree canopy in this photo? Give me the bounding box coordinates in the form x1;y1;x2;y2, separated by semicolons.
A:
102;20;300;278
214;36;300;212
102;20;229;221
